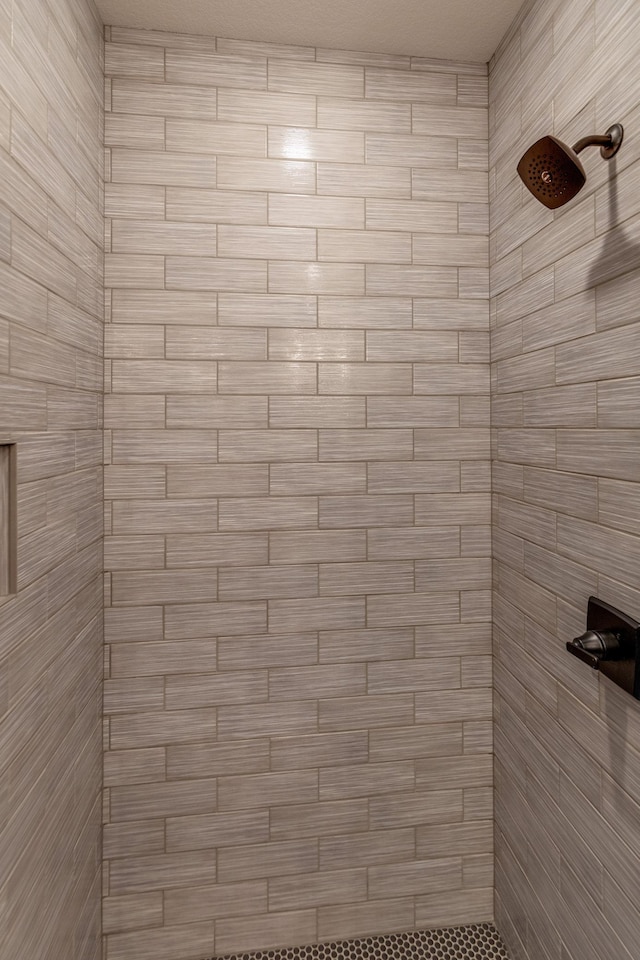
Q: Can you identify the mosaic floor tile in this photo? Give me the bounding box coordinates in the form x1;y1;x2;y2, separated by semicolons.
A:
208;923;511;960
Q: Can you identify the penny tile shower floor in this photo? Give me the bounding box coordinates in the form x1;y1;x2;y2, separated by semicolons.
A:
205;924;511;960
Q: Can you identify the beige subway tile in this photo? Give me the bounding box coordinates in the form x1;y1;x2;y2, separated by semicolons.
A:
370;789;463;829
415;558;491;591
270;193;365;229
103;820;165;860
104;747;166;788
104;254;164;289
166;327;267;361
110;778;216;823
167;187;268;225
414;363;489;394
269;59;363;97
367;331;458;362
166;118;266;157
165;257;268;292
318;97;411;132
166;397;268;430
104;535;165;571
269;867;367;910
105;324;165;359
109;849;218;896
270;530;366;563
218;89;316;126
413;298;487;330
164;879;267;924
319;362;412;395
217;156;315;193
367;198;457;233
319;693;413;732
319;626;413;664
367;397;459;428
366;132;456;167
105;41;165;79
319;229;410;264
103;677;165;715
110;709;216;750
413;168;488;202
219;563;317;601
269;127;365;163
103;891;163;934
219;225;316;261
416;820;492;858
414;233;488;267
110;639;218;679
166;740;269;780
217;632;318;670
270;463;367;495
319;494;413;528
167;463;268;497
270;663;365;701
318;162;410;198
216;909;317;955
166;531;268;567
269;397;365;428
218;361;316;394
269;329;364;361
557;429;640;483
165;671;267;710
270;734;369;774
111;289;217;325
319;560;413;596
111;430;217;464
111;149;218;187
368;658;460;694
218;293;317;327
166;48;266;88
368;461;460;494
319;827;415;870
105;923;215;960
318;896;415;940
164;601;267;639
104;114;165;151
218;429;317;462
319;428;413;461
219;496;317;531
369;856;461;900
367;592;459;627
269;596;366;634
270;262;365;296
111;569;217;605
218;37;314;59
318;296;412;329
320;760;414;800
112;220;218;256
112;79;218;119
370;724;462;763
218;772;318;812
416;887;493;927
367;263;457;297
415;690;492;724
104;606;164;644
368;526;460;560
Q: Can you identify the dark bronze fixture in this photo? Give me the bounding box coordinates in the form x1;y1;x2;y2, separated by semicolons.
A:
567;596;640;699
517;123;623;209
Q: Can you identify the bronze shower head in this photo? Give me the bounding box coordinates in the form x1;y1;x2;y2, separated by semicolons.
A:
517;123;624;209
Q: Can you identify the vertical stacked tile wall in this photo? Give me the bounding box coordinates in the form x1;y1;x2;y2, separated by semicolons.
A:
490;1;640;958
0;0;104;957
103;28;491;960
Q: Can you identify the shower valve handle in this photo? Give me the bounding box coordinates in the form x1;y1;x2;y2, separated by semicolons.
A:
566;629;626;669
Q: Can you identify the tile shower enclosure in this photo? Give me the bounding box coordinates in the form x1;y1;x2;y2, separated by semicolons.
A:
3;0;640;959
103;27;492;960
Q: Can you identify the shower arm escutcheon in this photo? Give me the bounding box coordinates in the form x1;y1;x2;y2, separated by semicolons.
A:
572;123;624;159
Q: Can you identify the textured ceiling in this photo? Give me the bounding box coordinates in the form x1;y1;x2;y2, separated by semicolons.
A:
96;0;525;62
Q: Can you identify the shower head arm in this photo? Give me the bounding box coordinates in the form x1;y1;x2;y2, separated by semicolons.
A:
571;124;624;160
572;134;613;154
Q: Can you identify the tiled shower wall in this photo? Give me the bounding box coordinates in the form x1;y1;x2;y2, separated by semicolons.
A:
0;0;104;957
103;28;492;960
490;0;640;959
